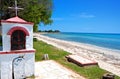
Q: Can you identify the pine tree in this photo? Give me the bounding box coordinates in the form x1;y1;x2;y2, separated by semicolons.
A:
1;0;53;32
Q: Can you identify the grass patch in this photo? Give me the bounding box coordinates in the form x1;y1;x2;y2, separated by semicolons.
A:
34;40;120;79
34;40;69;61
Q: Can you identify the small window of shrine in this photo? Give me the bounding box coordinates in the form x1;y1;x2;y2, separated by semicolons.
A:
11;30;26;50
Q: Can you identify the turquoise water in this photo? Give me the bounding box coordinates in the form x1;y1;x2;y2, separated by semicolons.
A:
43;32;120;51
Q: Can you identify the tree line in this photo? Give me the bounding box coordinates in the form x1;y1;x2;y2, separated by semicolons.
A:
38;30;60;33
0;0;53;32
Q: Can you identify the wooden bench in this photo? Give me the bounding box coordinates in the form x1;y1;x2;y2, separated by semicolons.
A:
66;54;98;67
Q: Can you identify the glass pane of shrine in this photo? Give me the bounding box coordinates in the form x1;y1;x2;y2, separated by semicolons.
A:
11;30;26;50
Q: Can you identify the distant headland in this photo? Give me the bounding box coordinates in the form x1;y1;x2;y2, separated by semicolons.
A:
38;30;60;33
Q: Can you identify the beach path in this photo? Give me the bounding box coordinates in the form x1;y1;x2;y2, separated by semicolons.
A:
35;60;85;79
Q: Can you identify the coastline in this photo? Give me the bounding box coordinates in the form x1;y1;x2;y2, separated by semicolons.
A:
33;33;120;76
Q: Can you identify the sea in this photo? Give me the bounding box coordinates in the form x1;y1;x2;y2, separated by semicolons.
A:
43;32;120;51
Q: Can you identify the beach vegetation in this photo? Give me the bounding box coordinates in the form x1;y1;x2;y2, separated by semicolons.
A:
34;40;120;79
38;30;60;33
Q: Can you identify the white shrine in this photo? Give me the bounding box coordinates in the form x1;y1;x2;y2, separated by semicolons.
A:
0;1;35;79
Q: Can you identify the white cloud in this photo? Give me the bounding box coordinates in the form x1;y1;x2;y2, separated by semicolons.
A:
80;13;95;18
71;13;96;18
52;13;95;21
52;17;64;21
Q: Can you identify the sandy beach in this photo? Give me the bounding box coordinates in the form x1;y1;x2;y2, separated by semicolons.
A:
33;33;120;77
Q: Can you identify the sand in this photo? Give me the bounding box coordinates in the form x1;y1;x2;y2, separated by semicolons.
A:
33;33;120;77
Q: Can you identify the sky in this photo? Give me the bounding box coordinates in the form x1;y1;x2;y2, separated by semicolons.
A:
39;0;120;33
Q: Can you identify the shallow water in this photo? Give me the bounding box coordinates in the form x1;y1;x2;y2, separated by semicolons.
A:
43;32;120;51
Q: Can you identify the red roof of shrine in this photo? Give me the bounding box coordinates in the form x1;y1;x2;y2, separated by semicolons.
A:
6;16;27;22
1;16;34;25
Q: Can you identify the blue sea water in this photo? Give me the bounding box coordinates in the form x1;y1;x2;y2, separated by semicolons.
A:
43;32;120;51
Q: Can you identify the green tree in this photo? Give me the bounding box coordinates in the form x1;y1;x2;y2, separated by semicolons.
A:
1;0;53;32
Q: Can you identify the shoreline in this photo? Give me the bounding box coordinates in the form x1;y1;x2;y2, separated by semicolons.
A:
33;33;120;76
42;32;120;53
